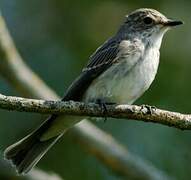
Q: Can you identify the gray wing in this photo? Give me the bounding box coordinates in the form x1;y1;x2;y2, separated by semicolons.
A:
83;38;120;71
63;37;121;101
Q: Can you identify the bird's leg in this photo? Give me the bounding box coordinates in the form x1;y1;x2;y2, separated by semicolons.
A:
140;104;156;115
96;99;116;122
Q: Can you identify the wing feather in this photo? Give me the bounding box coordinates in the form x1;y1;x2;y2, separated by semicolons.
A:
83;38;120;71
63;37;124;101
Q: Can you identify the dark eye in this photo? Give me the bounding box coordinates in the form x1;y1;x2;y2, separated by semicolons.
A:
143;17;153;25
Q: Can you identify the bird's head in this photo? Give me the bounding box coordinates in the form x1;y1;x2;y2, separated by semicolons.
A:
119;8;183;48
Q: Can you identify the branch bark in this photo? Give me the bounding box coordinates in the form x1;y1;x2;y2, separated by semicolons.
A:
0;93;190;130
0;11;171;180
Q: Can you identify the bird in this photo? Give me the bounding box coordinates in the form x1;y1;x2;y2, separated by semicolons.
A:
4;8;183;174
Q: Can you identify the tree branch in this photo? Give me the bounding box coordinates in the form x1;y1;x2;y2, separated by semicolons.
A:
0;12;171;180
0;12;57;99
0;93;190;130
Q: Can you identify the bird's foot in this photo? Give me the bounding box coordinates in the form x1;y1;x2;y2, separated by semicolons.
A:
140;104;156;115
96;99;116;122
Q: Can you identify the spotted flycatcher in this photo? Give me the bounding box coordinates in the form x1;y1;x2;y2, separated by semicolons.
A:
4;8;183;174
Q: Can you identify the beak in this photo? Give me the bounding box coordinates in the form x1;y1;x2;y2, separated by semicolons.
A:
163;19;184;27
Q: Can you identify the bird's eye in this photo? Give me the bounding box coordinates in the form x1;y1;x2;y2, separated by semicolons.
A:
143;17;153;25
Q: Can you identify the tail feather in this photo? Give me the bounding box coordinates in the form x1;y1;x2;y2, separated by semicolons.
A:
4;116;63;174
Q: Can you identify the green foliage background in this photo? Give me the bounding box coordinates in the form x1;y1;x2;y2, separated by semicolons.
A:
0;0;190;179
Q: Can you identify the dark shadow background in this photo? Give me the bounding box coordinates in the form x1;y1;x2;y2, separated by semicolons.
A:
0;0;190;179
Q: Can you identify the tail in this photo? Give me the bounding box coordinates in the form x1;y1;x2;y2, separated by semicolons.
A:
4;115;63;174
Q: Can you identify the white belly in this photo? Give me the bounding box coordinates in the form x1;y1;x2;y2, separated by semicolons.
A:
83;47;159;104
